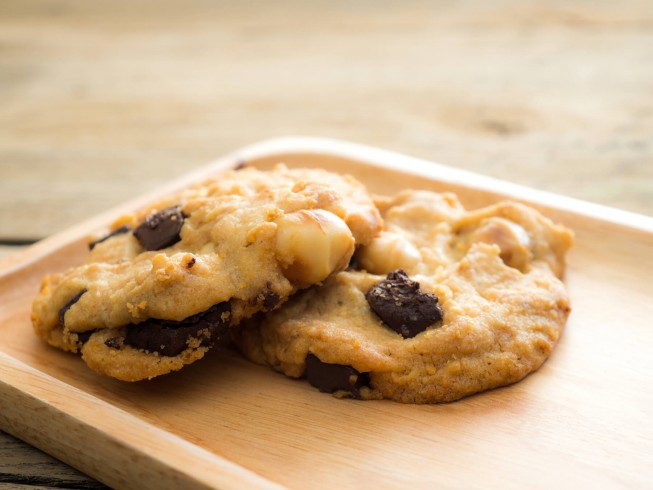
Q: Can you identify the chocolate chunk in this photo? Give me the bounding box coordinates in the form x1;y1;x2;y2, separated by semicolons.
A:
58;289;87;327
262;291;280;310
88;225;131;250
305;354;370;398
365;269;442;338
249;282;280;310
133;206;185;251
123;302;231;357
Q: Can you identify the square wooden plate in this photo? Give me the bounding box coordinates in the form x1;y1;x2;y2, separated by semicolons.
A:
1;137;652;489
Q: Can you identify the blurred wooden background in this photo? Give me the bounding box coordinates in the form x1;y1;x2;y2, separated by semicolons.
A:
1;0;651;487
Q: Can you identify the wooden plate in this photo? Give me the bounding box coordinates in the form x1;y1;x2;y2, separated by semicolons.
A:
1;137;652;489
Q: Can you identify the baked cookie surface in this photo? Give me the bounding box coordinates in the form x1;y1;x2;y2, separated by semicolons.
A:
31;165;382;381
235;190;573;403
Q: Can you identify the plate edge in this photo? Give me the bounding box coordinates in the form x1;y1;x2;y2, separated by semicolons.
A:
0;352;283;490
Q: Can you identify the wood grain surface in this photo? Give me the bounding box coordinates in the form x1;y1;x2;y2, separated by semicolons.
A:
1;144;653;489
1;0;652;243
1;0;652;488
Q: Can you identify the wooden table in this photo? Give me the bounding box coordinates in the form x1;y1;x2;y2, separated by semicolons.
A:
1;0;651;487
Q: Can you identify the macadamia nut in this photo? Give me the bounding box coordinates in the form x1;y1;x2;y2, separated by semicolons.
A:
357;232;421;274
275;209;354;286
468;217;532;270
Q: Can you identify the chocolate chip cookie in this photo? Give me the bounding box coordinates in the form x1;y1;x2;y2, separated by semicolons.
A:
234;190;573;403
31;165;382;381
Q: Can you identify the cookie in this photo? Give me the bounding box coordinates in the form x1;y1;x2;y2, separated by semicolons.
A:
234;190;573;403
31;165;382;381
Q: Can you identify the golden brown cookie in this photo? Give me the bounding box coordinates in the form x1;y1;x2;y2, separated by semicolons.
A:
235;190;573;403
31;165;382;381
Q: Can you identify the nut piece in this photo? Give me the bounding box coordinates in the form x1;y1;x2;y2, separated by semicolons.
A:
469;217;531;270
357;232;421;274
275;209;355;286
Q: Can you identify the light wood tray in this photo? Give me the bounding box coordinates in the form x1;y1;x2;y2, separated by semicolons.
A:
1;137;652;489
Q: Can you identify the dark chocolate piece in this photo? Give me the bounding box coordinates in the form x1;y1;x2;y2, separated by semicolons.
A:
262;291;280;310
248;282;280;310
58;289;88;327
263;281;279;309
305;354;370;397
88;225;131;250
365;269;442;338
123;302;231;357
133;206;185;251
